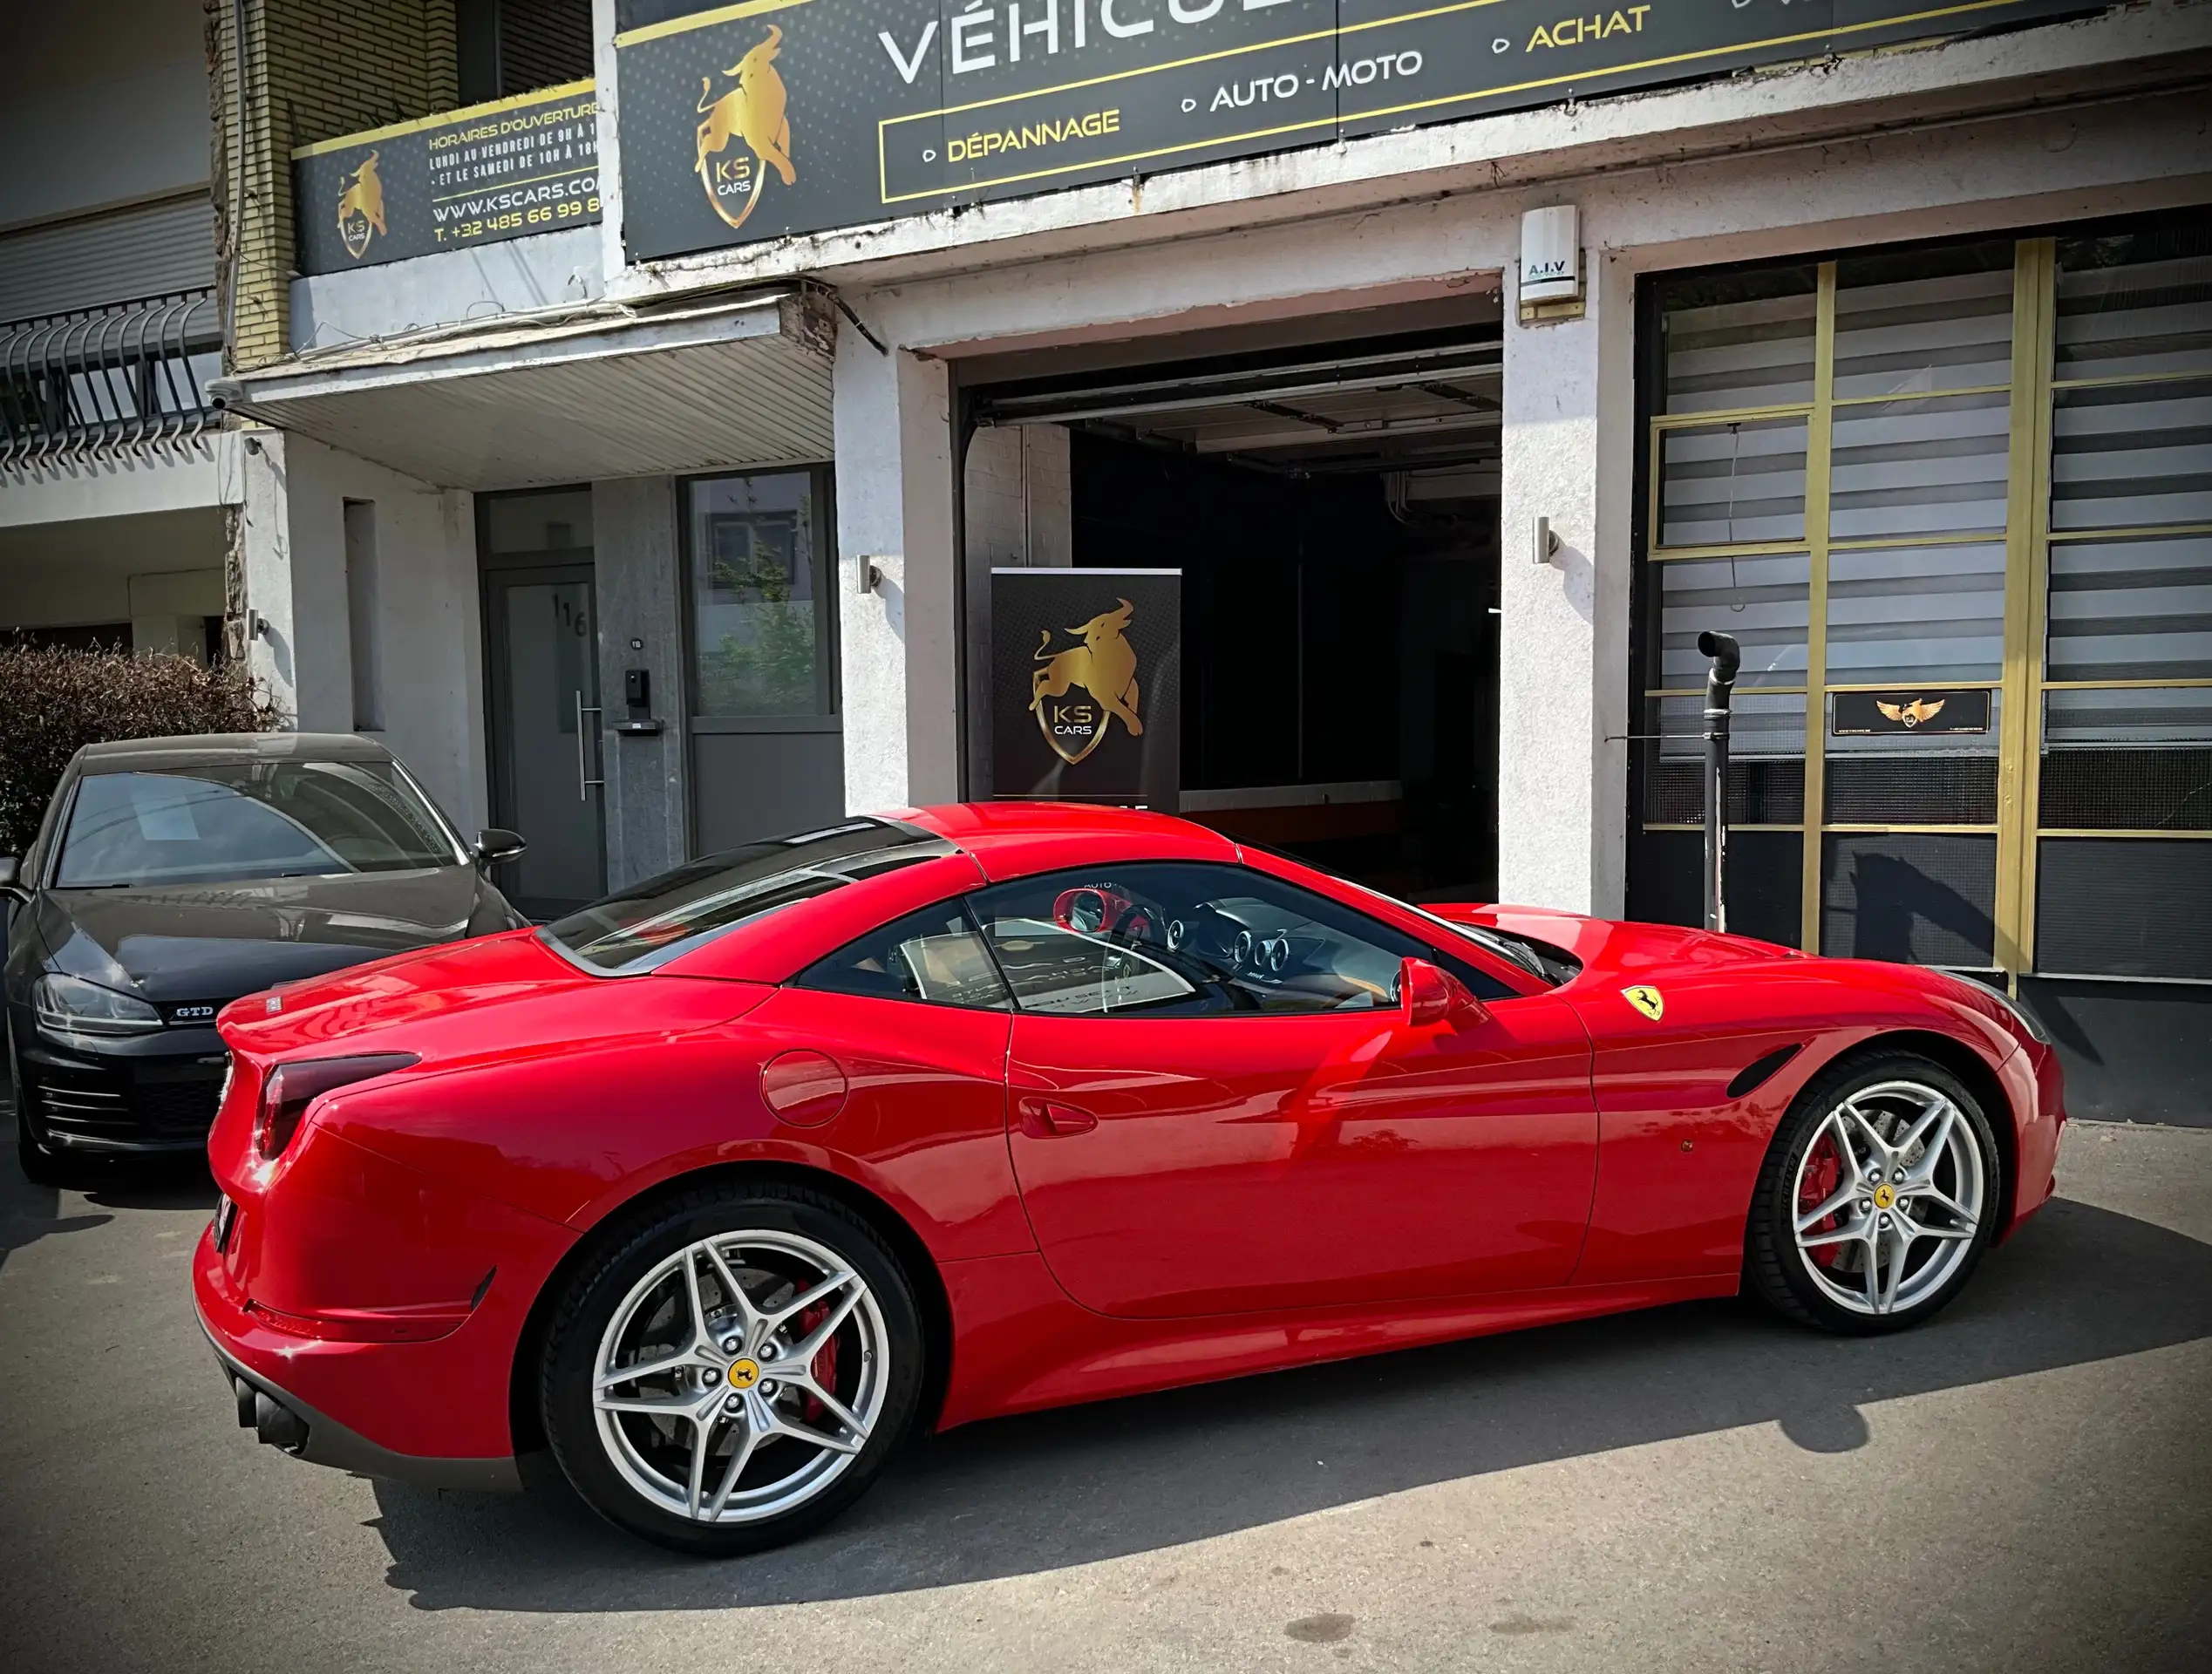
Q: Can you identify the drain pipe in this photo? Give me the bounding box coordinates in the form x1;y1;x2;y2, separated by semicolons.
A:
1698;629;1741;934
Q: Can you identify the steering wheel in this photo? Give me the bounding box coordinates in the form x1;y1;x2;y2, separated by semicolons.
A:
1110;906;1161;949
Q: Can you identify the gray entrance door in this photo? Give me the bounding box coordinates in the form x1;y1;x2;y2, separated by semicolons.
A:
487;562;606;918
683;469;844;851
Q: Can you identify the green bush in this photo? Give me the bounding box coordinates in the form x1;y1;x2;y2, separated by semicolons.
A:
0;645;282;856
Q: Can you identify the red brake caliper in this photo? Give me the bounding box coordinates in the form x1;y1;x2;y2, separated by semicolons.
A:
1799;1133;1844;1268
795;1301;837;1425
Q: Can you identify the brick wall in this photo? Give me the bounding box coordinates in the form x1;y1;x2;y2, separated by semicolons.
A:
211;0;459;370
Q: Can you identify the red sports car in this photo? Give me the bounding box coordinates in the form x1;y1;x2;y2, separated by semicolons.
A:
194;803;2064;1554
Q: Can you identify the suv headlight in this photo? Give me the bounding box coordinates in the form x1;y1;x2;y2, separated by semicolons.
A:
33;974;163;1039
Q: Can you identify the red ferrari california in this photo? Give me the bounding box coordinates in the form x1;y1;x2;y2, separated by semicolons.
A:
195;803;2063;1554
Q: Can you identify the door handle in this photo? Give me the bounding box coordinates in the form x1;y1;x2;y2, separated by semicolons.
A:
1017;1097;1098;1139
575;690;604;800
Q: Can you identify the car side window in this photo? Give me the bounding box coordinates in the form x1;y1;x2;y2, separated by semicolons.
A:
967;861;1505;1017
799;903;1011;1009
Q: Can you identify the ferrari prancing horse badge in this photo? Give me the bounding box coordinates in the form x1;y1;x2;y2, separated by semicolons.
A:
1622;984;1665;1021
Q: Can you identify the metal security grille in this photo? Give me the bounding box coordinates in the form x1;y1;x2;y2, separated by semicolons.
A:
1820;833;1998;968
1636;208;2212;985
0;290;223;464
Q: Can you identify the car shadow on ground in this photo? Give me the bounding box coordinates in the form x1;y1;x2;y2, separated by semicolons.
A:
369;1194;2212;1610
1;1105;216;1273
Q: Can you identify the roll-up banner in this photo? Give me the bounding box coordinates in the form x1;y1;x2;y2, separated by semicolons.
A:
295;82;601;274
615;0;2088;261
992;568;1181;808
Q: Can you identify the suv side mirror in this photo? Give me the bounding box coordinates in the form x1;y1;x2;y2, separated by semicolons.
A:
0;856;23;901
1399;956;1487;1028
473;829;527;866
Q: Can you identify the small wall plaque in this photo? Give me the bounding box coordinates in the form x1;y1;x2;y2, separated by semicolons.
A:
1832;689;1992;737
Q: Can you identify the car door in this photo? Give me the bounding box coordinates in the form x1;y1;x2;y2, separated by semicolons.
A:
971;861;1598;1319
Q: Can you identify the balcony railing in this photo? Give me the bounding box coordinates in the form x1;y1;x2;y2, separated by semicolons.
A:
0;290;223;465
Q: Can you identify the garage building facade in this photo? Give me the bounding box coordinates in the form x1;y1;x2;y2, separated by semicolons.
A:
194;0;2209;1115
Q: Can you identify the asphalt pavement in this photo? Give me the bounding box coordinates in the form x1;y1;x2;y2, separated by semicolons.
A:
2;1100;2206;1674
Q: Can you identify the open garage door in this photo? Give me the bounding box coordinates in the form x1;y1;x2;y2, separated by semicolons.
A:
959;307;1503;899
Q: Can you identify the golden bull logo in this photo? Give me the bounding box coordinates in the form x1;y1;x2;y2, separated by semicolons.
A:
1031;600;1144;766
336;151;385;261
695;26;795;233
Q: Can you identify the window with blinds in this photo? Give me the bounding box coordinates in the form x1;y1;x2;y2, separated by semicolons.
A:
2037;216;2212;978
1634;208;2212;983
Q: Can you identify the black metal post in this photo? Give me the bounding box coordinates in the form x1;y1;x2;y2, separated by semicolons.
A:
1697;629;1741;934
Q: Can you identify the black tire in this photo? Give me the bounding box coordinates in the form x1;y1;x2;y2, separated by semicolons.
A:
1746;1051;2002;1336
540;1178;925;1556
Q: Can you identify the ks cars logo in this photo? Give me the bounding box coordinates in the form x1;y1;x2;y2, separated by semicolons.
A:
1029;599;1145;766
335;150;386;260
694;26;795;233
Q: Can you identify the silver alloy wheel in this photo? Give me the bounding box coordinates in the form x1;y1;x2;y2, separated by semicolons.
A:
1791;1079;1985;1317
591;1228;888;1525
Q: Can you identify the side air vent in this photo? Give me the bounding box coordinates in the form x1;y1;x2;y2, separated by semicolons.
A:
1726;1044;1805;1100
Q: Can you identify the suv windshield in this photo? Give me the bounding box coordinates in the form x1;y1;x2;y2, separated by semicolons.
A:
541;819;956;973
56;761;460;888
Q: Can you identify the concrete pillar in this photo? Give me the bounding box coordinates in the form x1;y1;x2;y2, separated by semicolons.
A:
589;0;626;294
1496;245;1634;915
592;476;686;887
234;431;301;723
832;327;959;811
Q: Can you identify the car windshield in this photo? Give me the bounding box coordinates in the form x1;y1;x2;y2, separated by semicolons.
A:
1351;881;1584;987
541;819;956;973
55;761;461;888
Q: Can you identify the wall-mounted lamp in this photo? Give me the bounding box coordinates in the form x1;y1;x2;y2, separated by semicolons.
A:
855;553;890;595
1532;516;1562;568
246;609;270;640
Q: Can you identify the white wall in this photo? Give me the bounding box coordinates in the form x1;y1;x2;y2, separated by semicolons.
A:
234;433;490;833
0;448;227;528
3;1;209;224
964;425;1072;571
289;227;603;353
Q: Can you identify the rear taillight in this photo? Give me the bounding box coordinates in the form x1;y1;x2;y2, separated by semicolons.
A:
255;1053;419;1160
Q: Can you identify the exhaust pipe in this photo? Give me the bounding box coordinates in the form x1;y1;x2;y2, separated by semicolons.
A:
1697;630;1741;935
232;1374;310;1455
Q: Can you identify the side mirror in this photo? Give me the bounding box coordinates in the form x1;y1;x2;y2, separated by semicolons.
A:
473;828;527;866
1399;956;1487;1028
0;856;23;902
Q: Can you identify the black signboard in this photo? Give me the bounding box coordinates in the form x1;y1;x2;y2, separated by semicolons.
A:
616;0;2086;260
1832;689;1992;737
295;81;602;274
993;568;1181;806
